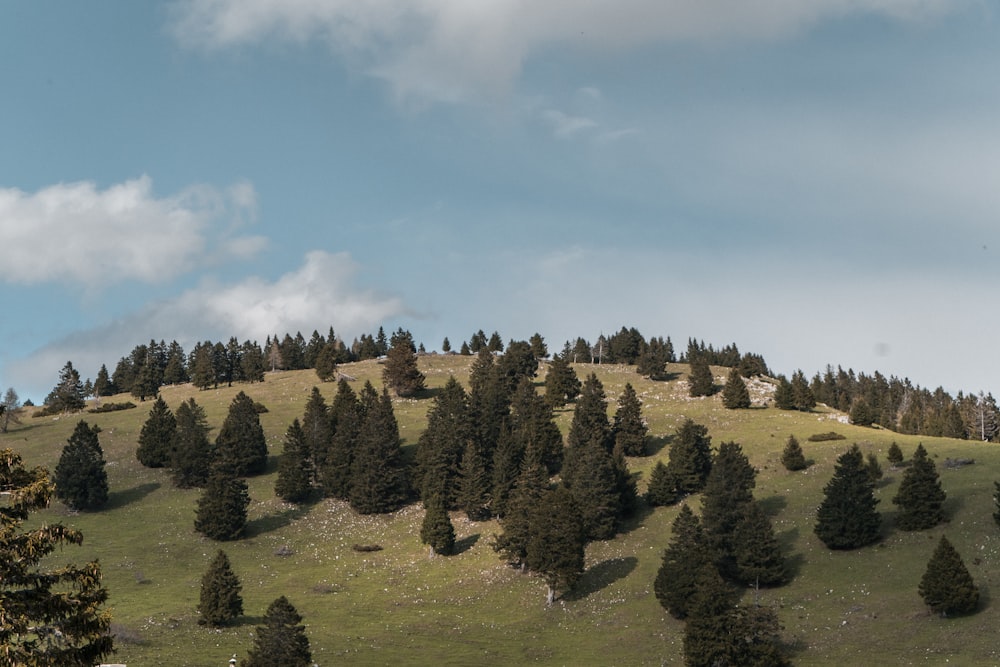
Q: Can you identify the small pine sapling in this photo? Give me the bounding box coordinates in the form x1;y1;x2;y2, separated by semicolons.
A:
781;435;807;471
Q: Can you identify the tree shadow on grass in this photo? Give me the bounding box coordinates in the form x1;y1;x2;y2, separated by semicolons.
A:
246;503;313;537
758;495;787;517
618;498;655;536
106;482;161;510
230;615;266;628
453;533;480;555
645;434;673;457
563;556;638;601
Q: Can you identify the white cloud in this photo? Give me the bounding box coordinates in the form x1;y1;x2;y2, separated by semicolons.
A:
169;0;962;105
541;109;598;138
4;251;405;400
0;176;266;289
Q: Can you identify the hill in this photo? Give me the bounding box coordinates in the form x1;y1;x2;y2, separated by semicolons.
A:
4;355;1000;665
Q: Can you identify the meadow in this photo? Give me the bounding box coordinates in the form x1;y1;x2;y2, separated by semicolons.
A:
4;356;1000;665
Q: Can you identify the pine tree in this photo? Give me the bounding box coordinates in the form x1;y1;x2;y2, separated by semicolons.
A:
645;460;678;507
54;420;109;511
654;504;713;619
301;387;331;478
314;341;339;381
781;435;807;471
197;550;243;626
612;383;648;456
490;423;523;518
887;442;904;466
456;439;491;521
526;486;586;605
892;443;946;531
919;536;979;617
732;500;788;587
721;366;752;409
773;375;795;410
681;564;740;667
136;396;176;468
420;494;456;557
0;449;113;664
275;419;315;503
701;441;756;579
415;376;472;507
93;363;115;398
493;461;551;568
240;340;266;383
171;398;214;488
562;373;612;486
46;361;86;412
664;418;713;496
814;444;881;549
320;379;359;499
544;353;581;408
348;386;409;514
383;330;425;397
497;340;538;394
242;596;312;667
564;435;622;541
215;391;268;476
509;375;563;474
688;355;715;397
195;464;250;541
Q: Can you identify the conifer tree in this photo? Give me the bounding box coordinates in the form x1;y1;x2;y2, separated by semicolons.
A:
314;341;339;381
645;460;678;507
636;337;669;379
892;443;946;531
0;449;113;664
866;451;884;484
195;464;250;541
420;494;456;557
301;387;331;478
320;379;360;499
700;441;756;578
456;439;491;521
493;461;551;568
197;550;243;626
275;419;315;503
54;420;109;511
732;500;788;587
664;418;713;496
240;340;266;383
687;355;715;397
919;536;979;617
681;563;740;666
773;375;795;410
612;383;648;456
46;361;86;413
654;504;713;619
242;596;312;667
441;337;452;353
383;330;425;397
814;444;881;549
562;373;612;486
544;353;581;408
490;423;523;518
171;398;213;488
93;363;115;398
564;435;622;541
887;442;904;466
136;396;176;468
415;376;472;507
497;340;538;393
510;375;563;474
781;435;807;471
348;386;409;514
526;486;586;605
215;391;268;476
721;366;752;409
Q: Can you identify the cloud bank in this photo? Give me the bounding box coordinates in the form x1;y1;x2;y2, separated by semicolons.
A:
0;176;265;289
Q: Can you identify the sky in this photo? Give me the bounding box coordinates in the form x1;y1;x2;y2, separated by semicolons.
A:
2;0;1000;403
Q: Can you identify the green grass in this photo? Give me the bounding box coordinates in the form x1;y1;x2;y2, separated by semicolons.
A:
5;357;1000;665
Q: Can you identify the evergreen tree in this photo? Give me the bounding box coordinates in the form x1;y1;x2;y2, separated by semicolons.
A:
490;423;523;518
456;439;491;521
732;501;788;587
687;355;715;397
543;353;581;408
240;340;266;383
773;375;795;410
487;331;504;352
441;336;452;353
654;504;713;619
321;379;360;499
215;391;268;476
529;332;548;359
636;337;669;379
136;396;176;468
459;341;471;355
493;461;551;568
420;494;456;556
892;443;946;531
866;452;883;484
314;341;339;382
93;363;115;398
195;464;250;541
781;435;807;471
497;340;538;393
383;330;425;397
171;398;214;488
46;361;86;412
700;441;756;579
850;397;876;426
162;340;188;385
130;349;161;401
664;418;713;496
415;376;472;507
468;348;510;466
0;448;113;664
189;343;216;390
814;444;881;549
919;536;979;617
242;596;312;667
197;550;243;627
348;386;409;514
54;420;109;511
275;419;315;503
721;366;751;409
791;370;816;411
562;373;612;486
564;435;622;541
301;387;331;479
887;442;904;466
525;486;586;605
612;383;648;456
681;563;740;667
645;460;678;507
510;375;563;474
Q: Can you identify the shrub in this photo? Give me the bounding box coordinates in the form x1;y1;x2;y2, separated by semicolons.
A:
808;432;846;442
88;401;137;414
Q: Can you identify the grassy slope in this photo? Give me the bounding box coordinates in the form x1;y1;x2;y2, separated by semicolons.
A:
4;356;1000;665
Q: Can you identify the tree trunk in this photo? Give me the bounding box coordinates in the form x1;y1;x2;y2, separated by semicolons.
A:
546;584;555;606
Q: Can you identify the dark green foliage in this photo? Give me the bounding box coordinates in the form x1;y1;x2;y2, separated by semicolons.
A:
87;401;136;413
636;337;671;379
892;443;946;531
850;397;876;426
887;442;904;466
529;332;548;359
613;383;648;456
701;441;756;578
136;396;176;468
171;398;214;489
665;419;713;496
240;340;266;383
738;352;770;378
215;391;268;476
93;363;116;398
467;348;510;467
197;550;243;626
46;361;86;413
489;424;522;518
919;536;979;617
645;460;678;507
459;341;471;355
195;465;250;541
732;501;788;587
301;387;331;477
383;331;425;397
773;375;795;410
564;435;622;541
994;481;1000;529
543;353;581;407
420;495;456;556
497;340;538;393
791;370;816;411
456;440;491;521
415;376;472;507
0;449;114;665
807;431;846;442
275;419;315;503
493;462;551;568
563;373;612;485
441;337;452;353
687;355;715;398
54;420;109;511
163;340;188;385
721;366;751;409
866;452;883;484
487;331;504;352
526;486;586;605
510;376;563;475
242;596;312;667
814;444;881;549
781;435;807;471
348;386;409;514
654;504;712;619
314;342;339;381
321;379;359;499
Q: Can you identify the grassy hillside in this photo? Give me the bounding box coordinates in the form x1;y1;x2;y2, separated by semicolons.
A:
5;356;1000;665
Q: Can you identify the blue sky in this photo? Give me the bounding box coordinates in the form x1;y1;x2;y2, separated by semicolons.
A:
3;1;1000;402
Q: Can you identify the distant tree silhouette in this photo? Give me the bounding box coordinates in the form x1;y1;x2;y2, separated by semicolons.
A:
544;353;581;408
664;419;713;496
687;356;715;398
383;329;425;397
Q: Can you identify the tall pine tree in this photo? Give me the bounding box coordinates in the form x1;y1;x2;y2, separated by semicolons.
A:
275;419;315;503
721;366;751;409
171;398;214;488
197;550;243;626
348;385;409;514
814;444;881;549
654;504;713;619
892;443;946;531
215;391;268;476
136;396;176;468
664;419;713;496
195;464;250;541
54;420;109;511
526;486;586;605
242;596;312;667
612;383;648;456
919;535;979;617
